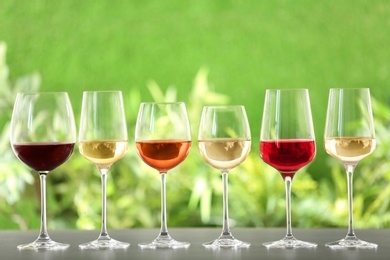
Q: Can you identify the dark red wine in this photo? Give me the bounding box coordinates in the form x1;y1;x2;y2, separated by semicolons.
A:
13;142;75;172
260;139;315;179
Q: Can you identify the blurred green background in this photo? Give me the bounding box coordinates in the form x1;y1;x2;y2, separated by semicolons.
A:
1;0;390;230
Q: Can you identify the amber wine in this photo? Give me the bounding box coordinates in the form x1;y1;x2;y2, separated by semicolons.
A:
198;138;251;170
79;140;128;166
324;137;375;163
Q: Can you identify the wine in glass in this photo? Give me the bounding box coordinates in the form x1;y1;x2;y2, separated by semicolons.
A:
198;105;251;249
78;91;129;249
135;102;191;249
259;89;317;248
10;92;76;250
324;88;377;249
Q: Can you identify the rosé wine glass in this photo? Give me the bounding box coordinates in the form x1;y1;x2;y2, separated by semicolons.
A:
135;102;191;249
259;89;317;249
78;91;129;249
324;88;377;249
198;105;251;249
10;92;76;250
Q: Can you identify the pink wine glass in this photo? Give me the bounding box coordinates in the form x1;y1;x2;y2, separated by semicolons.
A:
135;102;191;249
10;92;76;250
259;89;317;248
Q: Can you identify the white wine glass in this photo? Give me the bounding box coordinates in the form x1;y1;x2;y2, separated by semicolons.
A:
324;88;377;249
135;102;191;249
10;92;76;250
78;91;129;249
259;89;317;248
198;106;251;249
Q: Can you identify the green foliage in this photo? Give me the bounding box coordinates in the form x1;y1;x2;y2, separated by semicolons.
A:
1;41;390;230
0;42;41;229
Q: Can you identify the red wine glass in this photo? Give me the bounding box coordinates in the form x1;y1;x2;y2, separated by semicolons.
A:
198;106;251;248
135;102;191;249
324;88;377;249
78;91;129;249
259;89;317;248
10;92;76;250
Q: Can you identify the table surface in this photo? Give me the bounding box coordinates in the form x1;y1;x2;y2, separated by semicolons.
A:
1;228;389;260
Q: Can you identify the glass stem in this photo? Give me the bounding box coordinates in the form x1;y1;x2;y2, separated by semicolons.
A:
98;167;110;240
345;165;356;238
38;172;50;241
221;171;232;237
160;173;169;236
284;176;293;238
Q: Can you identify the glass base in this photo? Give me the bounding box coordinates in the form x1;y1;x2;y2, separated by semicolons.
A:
79;238;130;250
203;238;250;249
138;234;190;249
326;236;378;249
18;238;70;251
263;236;317;249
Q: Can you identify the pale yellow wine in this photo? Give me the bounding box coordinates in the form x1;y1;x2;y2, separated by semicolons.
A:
79;140;128;166
198;138;251;170
324;137;375;163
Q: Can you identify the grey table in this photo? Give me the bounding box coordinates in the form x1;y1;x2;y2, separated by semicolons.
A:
1;228;388;259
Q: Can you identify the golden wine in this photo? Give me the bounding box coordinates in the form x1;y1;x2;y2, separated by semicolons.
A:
79;140;128;166
324;137;375;163
198;138;251;170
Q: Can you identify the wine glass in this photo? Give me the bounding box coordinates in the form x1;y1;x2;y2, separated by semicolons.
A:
78;91;129;249
10;92;76;250
324;88;377;249
135;102;191;249
198;106;251;249
259;89;317;248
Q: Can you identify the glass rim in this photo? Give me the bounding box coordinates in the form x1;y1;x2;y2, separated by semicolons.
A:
82;90;122;93
202;105;246;111
17;91;70;95
140;101;186;105
329;87;370;90
202;105;245;108
265;88;309;91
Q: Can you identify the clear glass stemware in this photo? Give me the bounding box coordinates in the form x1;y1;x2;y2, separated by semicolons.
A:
198;105;251;249
324;88;377;249
10;92;76;250
259;89;317;249
78;91;129;249
135;102;191;249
